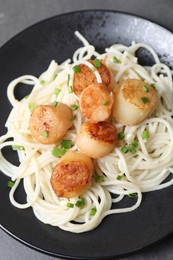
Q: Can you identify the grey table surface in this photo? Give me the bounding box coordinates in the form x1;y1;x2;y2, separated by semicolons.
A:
0;0;173;259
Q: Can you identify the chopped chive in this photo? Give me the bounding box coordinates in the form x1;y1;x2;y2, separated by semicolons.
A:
95;175;104;183
12;145;24;151
73;65;80;73
53;73;57;80
143;85;149;92
142;130;149;139
150;83;156;89
121;145;129;154
116;175;123;180
113;56;121;64
54;88;61;96
52;101;58;107
40;80;45;85
52;146;66;157
60;139;72;149
130;140;138;148
71;104;79;111
71;114;77;121
75;198;85;208
28;102;36;112
128;193;138;198
91;66;96;72
41;131;48;138
93;59;101;68
118;132;125;140
102;100;107;106
68;85;73;93
90;207;97;216
24;95;29;99
67;202;74;208
7;181;14;188
141;97;150;103
67;74;70;86
129;146;137;154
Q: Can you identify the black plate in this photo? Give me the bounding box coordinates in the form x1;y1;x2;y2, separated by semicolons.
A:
0;10;173;260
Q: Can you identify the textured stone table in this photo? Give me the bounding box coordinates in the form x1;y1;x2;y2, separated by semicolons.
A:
0;0;173;259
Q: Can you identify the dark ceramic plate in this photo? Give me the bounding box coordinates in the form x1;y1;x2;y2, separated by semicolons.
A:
0;10;173;260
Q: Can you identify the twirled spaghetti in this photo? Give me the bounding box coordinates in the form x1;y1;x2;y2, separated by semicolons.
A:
0;31;173;233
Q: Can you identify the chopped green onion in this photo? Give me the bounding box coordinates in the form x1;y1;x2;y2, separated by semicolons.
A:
95;175;104;183
41;131;48;138
68;85;73;93
130;140;138;148
121;145;129;154
75;198;85;208
128;193;138;198
71;114;77;121
67;202;74;208
143;85;149;92
28;102;36;112
129;146;137;154
24;95;29;99
102;100;107;106
60;139;72;149
150;83;156;89
7;181;14;188
93;59;101;68
12;145;24;151
141;97;150;103
52;146;66;157
67;74;70;86
71;104;79;111
40;80;45;85
91;66;96;72
113;56;121;64
53;73;57;80
54;88;61;96
116;175;123;180
118;132;125;140
73;65;80;73
142;130;149;139
90;207;97;216
52;101;58;107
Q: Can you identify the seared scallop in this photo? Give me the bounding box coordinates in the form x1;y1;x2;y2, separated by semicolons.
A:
75;121;117;158
73;59;111;96
29;103;72;144
50;151;93;198
79;83;113;122
112;78;158;125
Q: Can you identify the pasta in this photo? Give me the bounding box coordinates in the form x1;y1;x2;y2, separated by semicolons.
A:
0;31;173;233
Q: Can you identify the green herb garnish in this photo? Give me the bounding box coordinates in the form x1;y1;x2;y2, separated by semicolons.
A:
90;207;97;216
67;202;74;208
12;145;24;151
128;193;138;198
40;80;45;85
118;132;125;140
102;100;107;106
52;146;66;157
91;66;96;72
143;85;149;92
95;175;104;183
75;198;85;208
28;102;36;112
141;97;150;103
121;145;129;154
54;88;61;96
71;114;77;121
7;181;14;188
61;139;72;149
150;83;156;89
116;175;123;180
41;131;48;138
142;130;149;139
52;101;58;107
73;65;80;73
71;104;79;111
113;56;121;64
93;59;101;68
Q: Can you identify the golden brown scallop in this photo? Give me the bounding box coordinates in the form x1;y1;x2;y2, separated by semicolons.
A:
79;83;113;122
50;151;94;198
112;78;158;125
73;59;111;96
29;103;72;144
75;121;117;158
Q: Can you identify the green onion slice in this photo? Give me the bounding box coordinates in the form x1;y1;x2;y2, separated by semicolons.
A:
67;202;74;208
75;198;85;208
141;97;150;103
102;100;107;106
116;175;123;180
72;65;80;73
90;207;97;216
7;181;14;188
54;88;61;96
121;145;129;154
118;132;125;140
93;59;101;68
128;193;138;198
28;102;36;112
95;175;104;183
52;147;66;157
143;85;149;92
142;130;149;139
113;56;121;64
60;139;72;149
41;131;48;138
12;145;24;151
52;101;58;107
71;104;79;111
